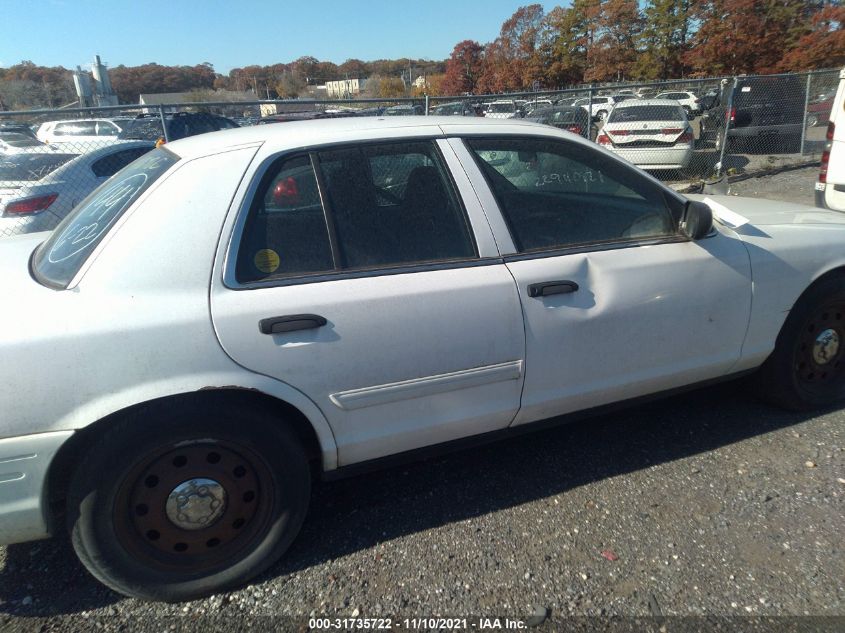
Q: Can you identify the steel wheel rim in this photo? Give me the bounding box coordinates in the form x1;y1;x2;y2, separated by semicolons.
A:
113;440;274;574
794;303;845;393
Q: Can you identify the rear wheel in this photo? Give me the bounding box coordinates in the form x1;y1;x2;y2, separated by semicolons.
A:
596;110;608;122
757;275;845;410
66;399;311;601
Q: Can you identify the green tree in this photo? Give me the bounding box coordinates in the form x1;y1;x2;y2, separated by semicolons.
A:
634;0;692;79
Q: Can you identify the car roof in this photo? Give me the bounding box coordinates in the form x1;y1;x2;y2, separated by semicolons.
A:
164;116;584;160
614;99;682;108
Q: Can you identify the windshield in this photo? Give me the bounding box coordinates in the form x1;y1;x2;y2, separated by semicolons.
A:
119;118;165;140
0;153;77;182
608;106;685;122
489;103;515;113
32;147;179;289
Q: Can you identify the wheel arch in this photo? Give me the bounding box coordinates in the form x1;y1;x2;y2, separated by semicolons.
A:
45;387;334;529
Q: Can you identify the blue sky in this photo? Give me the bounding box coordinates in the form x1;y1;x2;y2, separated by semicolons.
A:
0;0;560;75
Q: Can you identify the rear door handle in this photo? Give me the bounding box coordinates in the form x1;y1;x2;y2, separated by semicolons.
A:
527;280;579;298
259;314;327;334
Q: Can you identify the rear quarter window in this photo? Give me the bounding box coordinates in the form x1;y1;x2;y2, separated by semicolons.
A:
32;147;179;289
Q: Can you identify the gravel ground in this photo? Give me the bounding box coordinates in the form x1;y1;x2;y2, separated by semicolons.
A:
728;166;819;207
0;380;843;632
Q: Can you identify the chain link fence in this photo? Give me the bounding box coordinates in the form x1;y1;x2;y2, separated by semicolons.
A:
0;69;838;238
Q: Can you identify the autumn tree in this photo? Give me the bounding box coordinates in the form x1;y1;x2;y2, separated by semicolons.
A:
584;0;643;82
779;1;845;70
540;1;601;87
338;59;368;78
478;5;546;92
361;74;407;98
683;0;811;76
442;40;484;94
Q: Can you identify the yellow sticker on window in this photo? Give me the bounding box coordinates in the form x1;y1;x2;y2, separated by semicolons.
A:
254;249;280;273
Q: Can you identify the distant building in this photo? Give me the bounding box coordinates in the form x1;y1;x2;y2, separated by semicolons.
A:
325;79;365;99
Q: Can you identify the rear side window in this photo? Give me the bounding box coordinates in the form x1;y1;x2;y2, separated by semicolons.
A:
33;148;178;289
90;147;153;178
236;155;334;283
234;141;476;284
608;106;685;122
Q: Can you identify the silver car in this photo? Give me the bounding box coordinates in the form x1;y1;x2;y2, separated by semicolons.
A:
0;141;154;237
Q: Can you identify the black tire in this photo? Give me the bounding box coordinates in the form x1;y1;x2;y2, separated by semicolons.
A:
807;114;819;128
66;397;311;601
596;110;608;122
757;274;845;410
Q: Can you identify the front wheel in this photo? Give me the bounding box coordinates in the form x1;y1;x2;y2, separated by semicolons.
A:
66;399;311;601
757;275;845;410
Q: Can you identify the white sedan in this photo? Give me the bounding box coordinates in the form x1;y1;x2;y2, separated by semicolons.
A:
2;117;845;602
598;99;694;170
0;140;154;237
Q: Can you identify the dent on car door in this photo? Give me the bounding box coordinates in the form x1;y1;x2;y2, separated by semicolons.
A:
451;135;752;424
211;139;525;466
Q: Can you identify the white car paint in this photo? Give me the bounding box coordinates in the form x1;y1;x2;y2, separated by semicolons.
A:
816;67;845;212
484;100;521;119
573;96;618;119
599;99;694;170
655;91;701;115
1;116;844;550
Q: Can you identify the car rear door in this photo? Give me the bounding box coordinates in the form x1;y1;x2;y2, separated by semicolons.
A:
211;138;525;466
449;134;752;425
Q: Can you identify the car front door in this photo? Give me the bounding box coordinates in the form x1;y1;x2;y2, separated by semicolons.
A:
211;139;525;466
450;135;752;425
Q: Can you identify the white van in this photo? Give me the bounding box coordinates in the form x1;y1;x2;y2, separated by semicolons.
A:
816;67;845;211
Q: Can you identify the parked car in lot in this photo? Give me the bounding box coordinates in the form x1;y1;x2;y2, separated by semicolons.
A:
3;117;845;602
118;112;238;143
0;121;39;140
655;91;701;116
0;131;50;154
701;74;806;151
525;105;595;139
597;99;694;170
485;100;524;119
431;101;475;116
816;67;845;212
806;96;833;128
36;118;126;150
0;141;154;236
573;95;620;121
383;104;425;116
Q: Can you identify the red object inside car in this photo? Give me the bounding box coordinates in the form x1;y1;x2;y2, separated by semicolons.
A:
273;177;300;206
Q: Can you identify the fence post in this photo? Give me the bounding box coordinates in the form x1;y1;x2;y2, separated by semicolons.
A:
800;72;812;155
425;94;429;116
158;104;169;143
587;85;594;140
715;76;737;179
